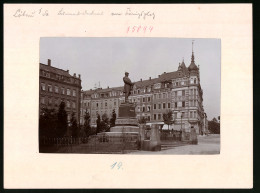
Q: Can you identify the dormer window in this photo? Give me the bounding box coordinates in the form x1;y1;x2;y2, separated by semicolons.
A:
154;83;161;89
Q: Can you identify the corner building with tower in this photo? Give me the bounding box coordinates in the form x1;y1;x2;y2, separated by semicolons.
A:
80;48;208;135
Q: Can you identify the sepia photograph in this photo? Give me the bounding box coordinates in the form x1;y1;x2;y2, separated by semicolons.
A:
39;38;221;154
4;3;252;189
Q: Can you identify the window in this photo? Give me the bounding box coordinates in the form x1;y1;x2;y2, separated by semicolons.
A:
73;90;76;96
105;102;107;107
147;106;151;112
175;102;177;108
67;101;70;108
41;97;45;104
158;94;161;99
41;83;46;91
96;103;98;107
158;104;161;109
138;90;140;94
158;114;161;120
194;79;197;84
154;114;156;120
61;88;65;94
72;102;76;109
190;111;193;118
194;111;197;118
163;93;166;99
182;101;185;107
147;97;151;102
154;94;157;99
54;86;59;93
154;104;156;109
48;98;52;104
190;89;193;95
55;99;59;106
168;103;171;108
174;91;177;96
174;112;177;119
143;97;145;102
48;85;52;92
114;101;116;106
147;116;150;121
67;88;70;95
182;90;185;96
176;82;179;86
163;103;166;109
143;106;145;112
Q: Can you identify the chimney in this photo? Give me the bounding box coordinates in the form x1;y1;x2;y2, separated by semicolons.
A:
164;72;166;74
48;59;51;66
78;74;81;79
73;73;76;77
67;70;69;73
149;77;151;80
107;86;109;89
158;75;160;78
140;78;142;82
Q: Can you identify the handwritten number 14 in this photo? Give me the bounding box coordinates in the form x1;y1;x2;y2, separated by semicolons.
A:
111;162;122;170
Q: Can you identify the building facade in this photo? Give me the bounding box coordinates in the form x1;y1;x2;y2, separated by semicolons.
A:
39;59;82;123
80;49;206;134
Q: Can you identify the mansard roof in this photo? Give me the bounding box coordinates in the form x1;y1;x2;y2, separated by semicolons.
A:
40;63;78;78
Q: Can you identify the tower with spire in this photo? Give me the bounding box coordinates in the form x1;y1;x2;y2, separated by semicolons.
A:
188;40;199;76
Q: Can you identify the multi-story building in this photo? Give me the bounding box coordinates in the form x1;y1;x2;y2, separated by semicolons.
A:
39;59;82;123
80;48;206;134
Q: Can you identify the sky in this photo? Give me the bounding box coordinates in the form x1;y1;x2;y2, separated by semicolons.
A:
40;38;220;120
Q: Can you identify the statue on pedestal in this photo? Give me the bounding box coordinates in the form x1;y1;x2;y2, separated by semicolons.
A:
123;72;134;103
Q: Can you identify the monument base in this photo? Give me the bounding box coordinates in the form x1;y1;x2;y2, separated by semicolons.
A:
110;125;139;132
115;102;138;127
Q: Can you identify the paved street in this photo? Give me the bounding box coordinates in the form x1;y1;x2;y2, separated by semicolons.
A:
128;134;220;155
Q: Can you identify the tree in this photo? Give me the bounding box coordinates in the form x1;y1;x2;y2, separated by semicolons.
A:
163;110;174;130
100;113;109;132
96;113;101;134
83;109;91;136
70;112;79;137
57;101;68;137
138;116;147;124
110;109;117;127
212;117;218;123
39;107;57;138
208;118;220;134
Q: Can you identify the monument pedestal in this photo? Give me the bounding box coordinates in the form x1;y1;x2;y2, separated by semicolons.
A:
110;102;139;132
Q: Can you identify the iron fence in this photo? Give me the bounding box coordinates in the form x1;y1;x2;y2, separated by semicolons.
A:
39;135;140;154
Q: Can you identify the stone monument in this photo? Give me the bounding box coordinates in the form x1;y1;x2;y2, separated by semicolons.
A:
110;72;139;132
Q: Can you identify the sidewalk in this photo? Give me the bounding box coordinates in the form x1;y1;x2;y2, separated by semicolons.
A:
128;134;220;155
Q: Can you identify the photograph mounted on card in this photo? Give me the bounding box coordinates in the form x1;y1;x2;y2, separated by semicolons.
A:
39;37;220;155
